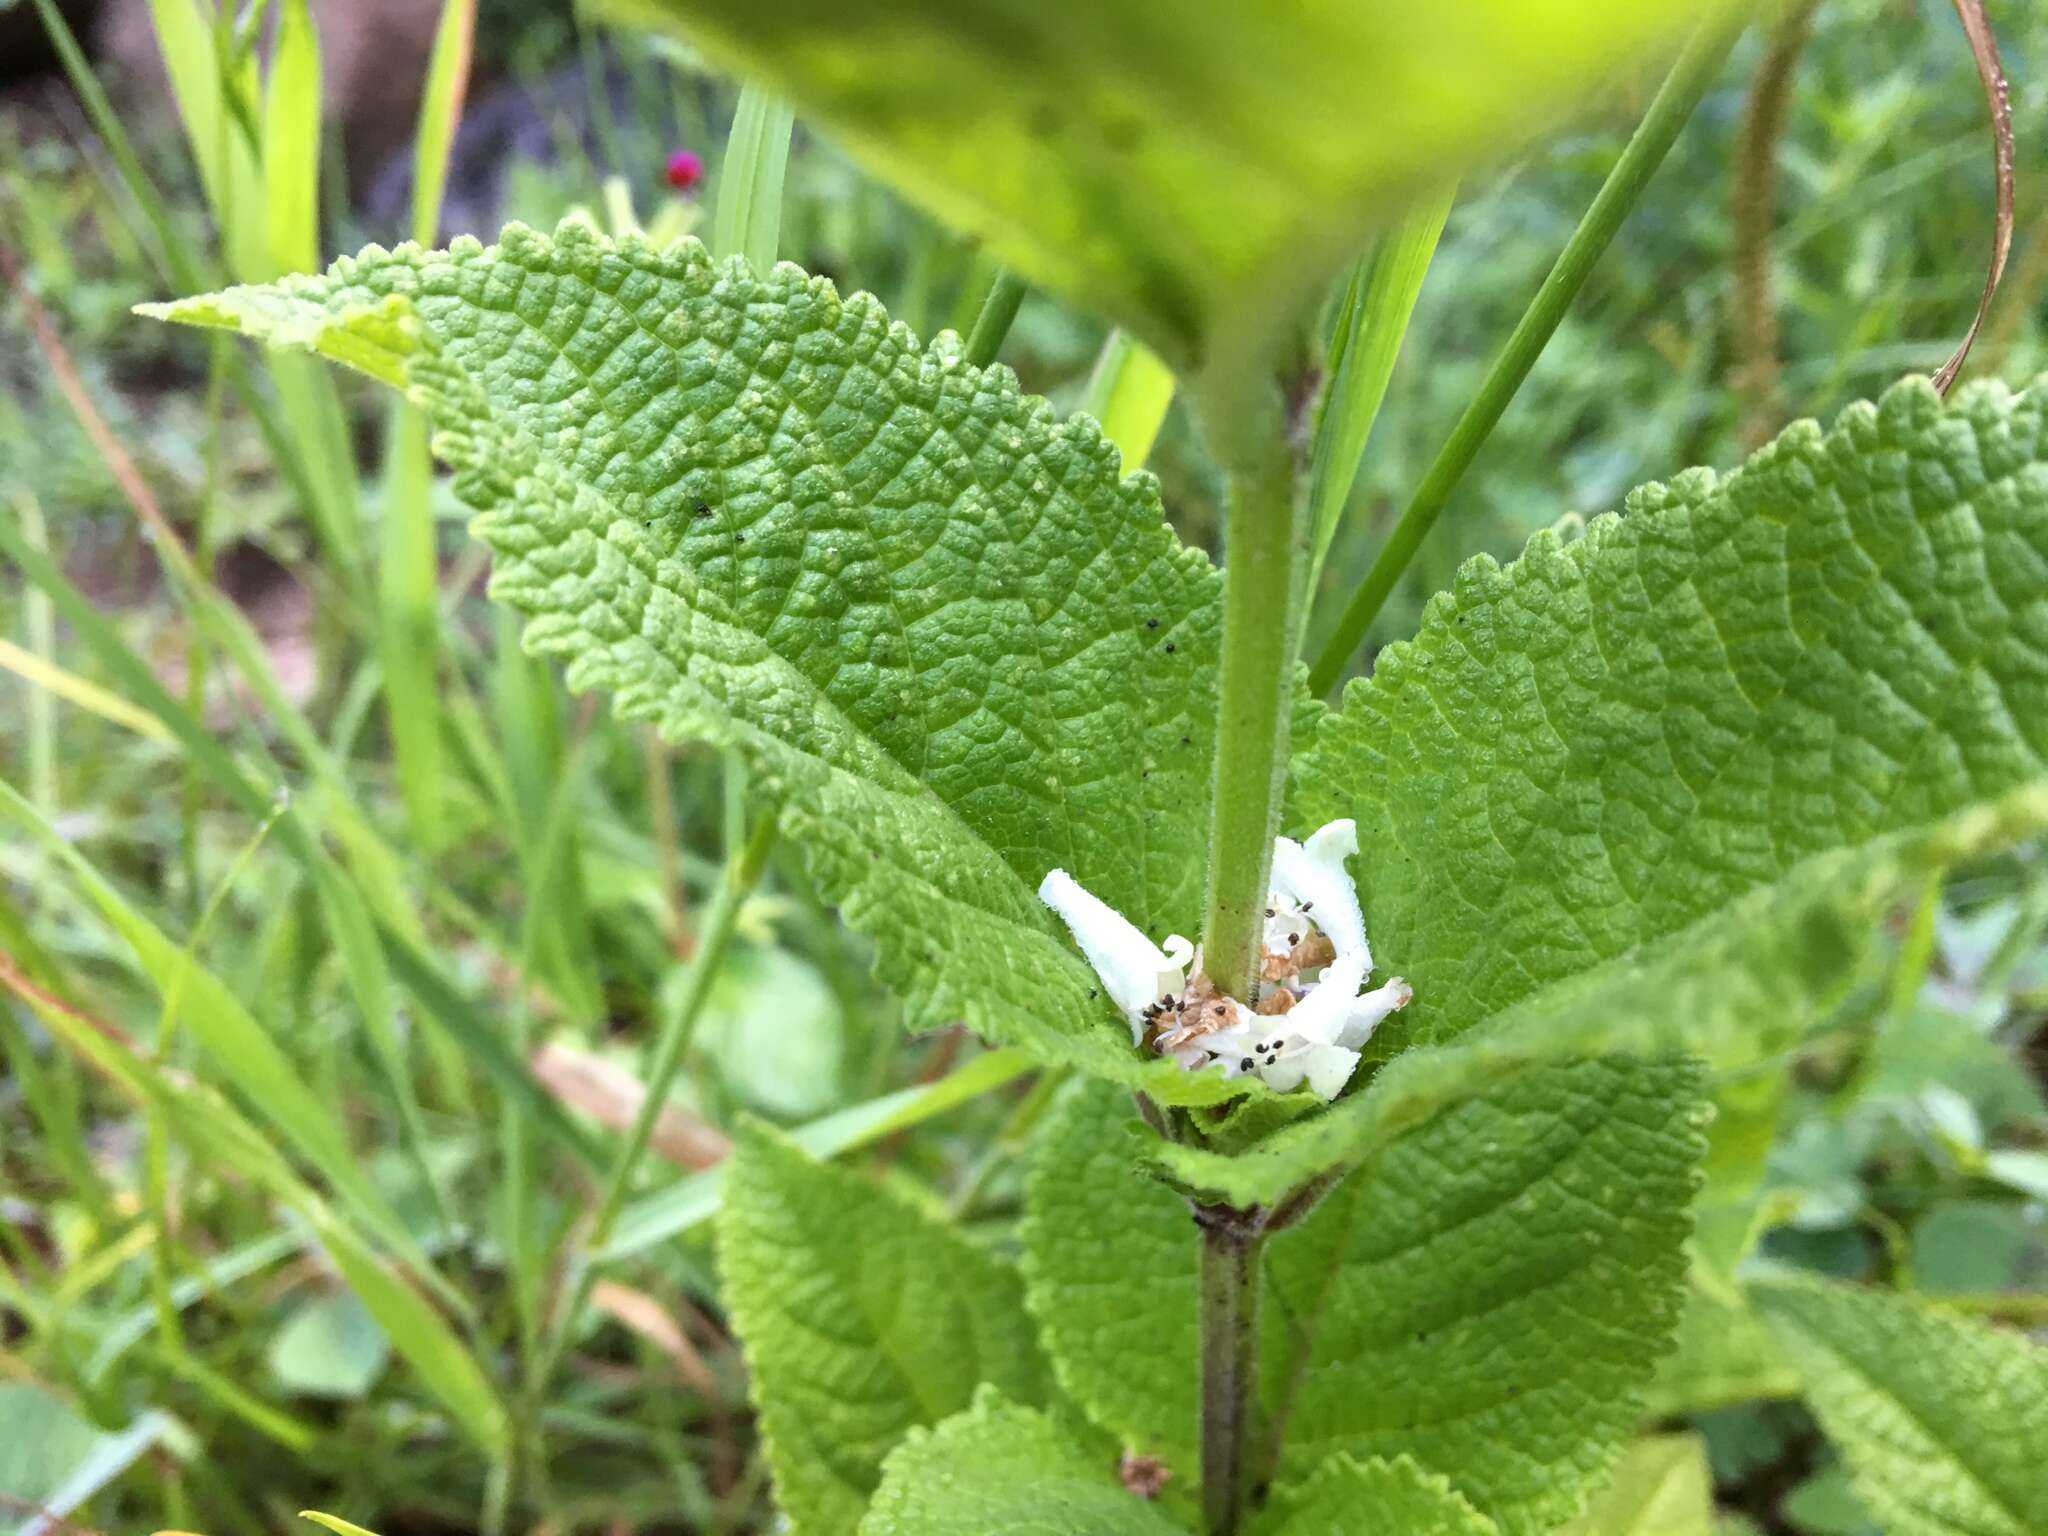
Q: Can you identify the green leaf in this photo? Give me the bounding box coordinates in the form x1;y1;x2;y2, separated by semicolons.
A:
300;1512;386;1536
1306;188;1454;596
1751;1275;2048;1536
1271;1057;1707;1536
142;224;1245;1107
1020;1080;1201;1477
260;0;321;276
1024;1064;1705;1536
268;1291;392;1400
1562;1435;1715;1536
0;1385;172;1536
712;85;794;272
859;1388;1184;1536
719;1123;1049;1534
1170;378;2048;1209
594;0;1714;376
699;944;846;1118
1302;374;2048;1058
1253;1453;1497;1536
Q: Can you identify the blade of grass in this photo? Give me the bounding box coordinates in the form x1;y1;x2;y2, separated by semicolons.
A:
0;954;508;1455
1304;186;1453;602
0;515;451;1242
0;779;458;1311
147;0;367;586
146;0;266;284
1079;331;1175;476
85;1227;303;1380
711;85;793;272
600;1047;1036;1259
0;635;171;743
28;0;342;582
260;0;320;277
1306;13;1745;694
14;495;59;808
380;0;477;851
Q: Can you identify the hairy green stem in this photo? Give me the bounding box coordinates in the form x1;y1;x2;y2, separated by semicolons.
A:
1306;14;1745;695
1200;427;1306;1000
963;269;1029;368
1198;1205;1266;1535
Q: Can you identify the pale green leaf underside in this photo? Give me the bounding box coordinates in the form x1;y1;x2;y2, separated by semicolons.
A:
596;0;1712;375
1170;379;2048;1206
145;224;1246;1106
1751;1275;2048;1536
718;1125;1049;1535
859;1388;1183;1536
1025;1064;1704;1536
1562;1435;1716;1536
1254;1453;1497;1536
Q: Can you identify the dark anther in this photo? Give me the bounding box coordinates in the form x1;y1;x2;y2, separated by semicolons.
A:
1288;933;1300;945
1239;1057;1253;1072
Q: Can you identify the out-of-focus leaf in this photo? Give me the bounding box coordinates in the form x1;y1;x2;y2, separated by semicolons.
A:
0;1385;172;1536
697;945;845;1118
267;1291;392;1400
593;0;1722;376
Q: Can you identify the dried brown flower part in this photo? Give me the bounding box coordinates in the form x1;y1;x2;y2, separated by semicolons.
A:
1150;971;1240;1052
1255;986;1297;1016
1291;930;1336;972
1119;1452;1170;1500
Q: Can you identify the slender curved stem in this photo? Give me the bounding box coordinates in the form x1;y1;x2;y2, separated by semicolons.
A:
1306;14;1746;695
964;269;1029;368
528;814;777;1394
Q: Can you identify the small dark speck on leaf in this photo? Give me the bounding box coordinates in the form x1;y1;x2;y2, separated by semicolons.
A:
1180;735;1190;746
695;501;711;516
1164;643;1176;653
1147;618;1159;629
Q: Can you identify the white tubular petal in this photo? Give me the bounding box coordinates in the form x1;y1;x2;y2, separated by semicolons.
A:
1336;976;1412;1051
1259;1056;1309;1093
1279;952;1367;1046
1301;1042;1361;1100
1162;934;1195;970
1271;819;1369;965
1038;869;1185;1034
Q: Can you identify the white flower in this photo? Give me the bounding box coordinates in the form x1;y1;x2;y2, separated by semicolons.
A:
1039;819;1408;1101
1037;869;1193;1045
1269;818;1368;965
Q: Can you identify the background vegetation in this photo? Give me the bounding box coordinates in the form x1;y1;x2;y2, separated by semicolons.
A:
0;1;2042;1532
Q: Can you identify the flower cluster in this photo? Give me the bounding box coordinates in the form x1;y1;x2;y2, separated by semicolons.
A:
1037;819;1409;1101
